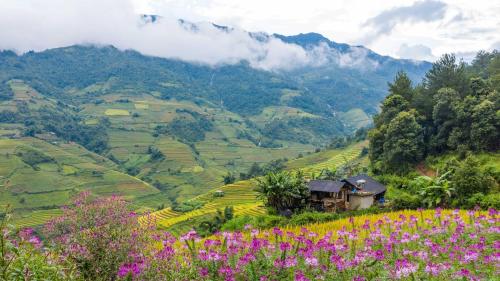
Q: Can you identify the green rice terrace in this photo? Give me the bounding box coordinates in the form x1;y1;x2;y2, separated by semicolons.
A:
0;80;368;229
144;142;366;235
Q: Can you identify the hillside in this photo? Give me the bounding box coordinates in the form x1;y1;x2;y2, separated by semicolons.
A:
0;137;159;227
145;142;367;235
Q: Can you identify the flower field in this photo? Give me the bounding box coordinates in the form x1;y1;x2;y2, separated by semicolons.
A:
121;209;499;280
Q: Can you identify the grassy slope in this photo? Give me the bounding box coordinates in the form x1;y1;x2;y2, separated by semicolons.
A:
145;142;367;235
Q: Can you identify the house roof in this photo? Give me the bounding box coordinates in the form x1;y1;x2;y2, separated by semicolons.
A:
343;175;386;195
308;180;345;193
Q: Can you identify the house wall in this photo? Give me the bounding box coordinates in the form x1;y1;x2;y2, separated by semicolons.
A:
348;195;373;210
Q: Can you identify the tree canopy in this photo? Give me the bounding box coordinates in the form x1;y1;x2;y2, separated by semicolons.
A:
369;51;500;174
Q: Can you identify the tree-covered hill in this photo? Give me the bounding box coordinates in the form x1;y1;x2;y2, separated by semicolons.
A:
368;50;499;209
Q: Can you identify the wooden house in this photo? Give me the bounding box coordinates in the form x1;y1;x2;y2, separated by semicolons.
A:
308;175;386;211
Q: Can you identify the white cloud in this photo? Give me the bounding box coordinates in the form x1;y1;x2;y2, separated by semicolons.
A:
397;44;436;61
0;0;382;71
0;0;498;63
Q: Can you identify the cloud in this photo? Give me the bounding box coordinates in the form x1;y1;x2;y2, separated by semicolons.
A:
397;44;435;61
492;41;500;51
362;0;447;43
0;0;378;71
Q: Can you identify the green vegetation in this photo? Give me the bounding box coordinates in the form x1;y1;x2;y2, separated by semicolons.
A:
369;51;499;210
256;170;309;212
0;138;159;227
370;53;499;174
145;142;366;235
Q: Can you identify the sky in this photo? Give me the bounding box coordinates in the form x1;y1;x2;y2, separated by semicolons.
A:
0;0;499;67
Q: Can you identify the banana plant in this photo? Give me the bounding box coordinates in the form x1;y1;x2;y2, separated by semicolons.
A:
414;171;455;208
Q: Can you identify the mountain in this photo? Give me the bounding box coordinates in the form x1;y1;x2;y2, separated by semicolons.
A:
0;28;432;222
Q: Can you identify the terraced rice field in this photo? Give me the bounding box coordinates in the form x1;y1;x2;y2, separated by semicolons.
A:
300;143;364;177
0;138;159;226
147;143;365;234
105;109;130;116
13;209;63;228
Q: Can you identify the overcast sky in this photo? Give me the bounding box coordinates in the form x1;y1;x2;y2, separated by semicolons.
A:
1;0;499;64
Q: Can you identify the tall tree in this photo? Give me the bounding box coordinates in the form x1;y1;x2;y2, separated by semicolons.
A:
373;94;409;127
424;54;468;96
388;71;413;101
430;88;459;152
382;111;424;173
470;100;499;150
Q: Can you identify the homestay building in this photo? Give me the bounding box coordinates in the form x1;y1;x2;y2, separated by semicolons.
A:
308;175;386;212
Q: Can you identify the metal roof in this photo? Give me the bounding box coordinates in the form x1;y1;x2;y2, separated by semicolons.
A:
343;175;386;195
308;180;345;193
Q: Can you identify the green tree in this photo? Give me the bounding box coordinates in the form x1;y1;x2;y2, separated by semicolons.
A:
424;54;468;97
488;55;500;91
470;100;499;150
451;155;496;203
431;88;459;151
388;71;413;101
256;170;309;212
382;111;424;173
374;94;409;127
368;125;386;166
223;172;236;185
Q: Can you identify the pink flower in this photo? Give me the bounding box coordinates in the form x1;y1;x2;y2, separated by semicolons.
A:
305;256;318;267
199;267;209;277
117;262;143;278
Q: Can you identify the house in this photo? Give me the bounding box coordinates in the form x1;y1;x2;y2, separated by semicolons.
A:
308;175;386;211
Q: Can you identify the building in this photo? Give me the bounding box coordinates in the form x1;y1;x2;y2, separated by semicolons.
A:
308;175;386;211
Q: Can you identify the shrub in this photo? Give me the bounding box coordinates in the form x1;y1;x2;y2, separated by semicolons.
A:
171;200;204;213
452;155;497;203
15;146;55;167
44;192;153;281
464;192;500;210
1;209;78;281
390;191;421;210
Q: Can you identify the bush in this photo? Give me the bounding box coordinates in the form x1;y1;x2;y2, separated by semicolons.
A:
15;146;55;167
390;191;421;210
452;155;497;203
1;210;78;280
44;192;153;281
464;192;500;210
288;211;339;226
171;200;204;213
374;174;412;190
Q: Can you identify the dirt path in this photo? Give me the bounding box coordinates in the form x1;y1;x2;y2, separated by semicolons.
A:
416;162;436;177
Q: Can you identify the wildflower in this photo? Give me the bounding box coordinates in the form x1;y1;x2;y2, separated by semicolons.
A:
180;230;200;242
117;262;143;278
373;249;384;261
295;270;310;281
280;242;292;251
392;259;418;279
305;256;318;267
199;267;209;277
